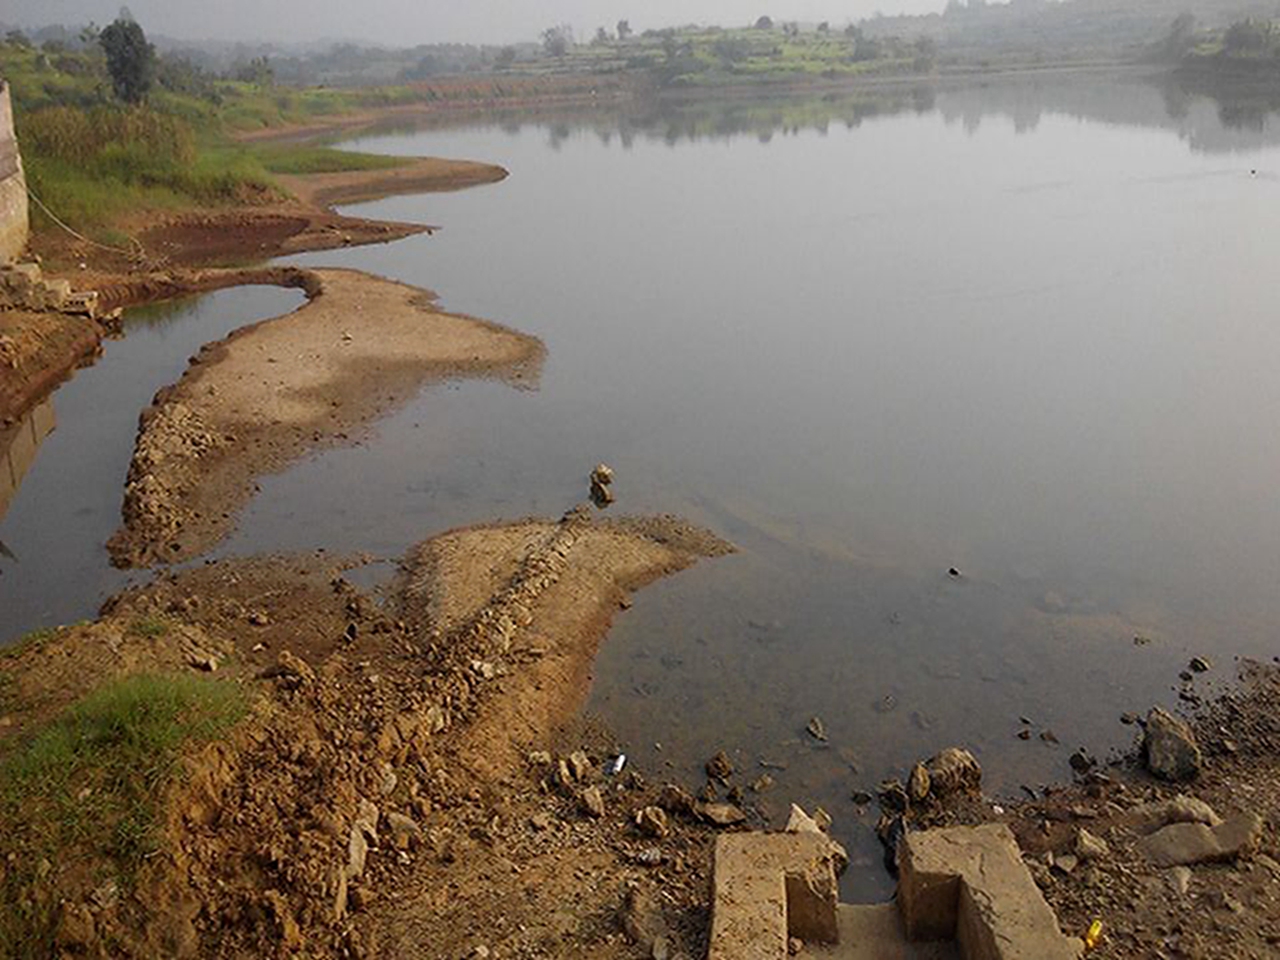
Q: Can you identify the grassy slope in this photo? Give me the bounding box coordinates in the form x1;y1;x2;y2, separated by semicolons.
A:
2;42;417;241
0;670;248;956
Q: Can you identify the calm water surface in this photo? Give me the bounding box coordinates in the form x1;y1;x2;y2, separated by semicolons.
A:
6;74;1280;897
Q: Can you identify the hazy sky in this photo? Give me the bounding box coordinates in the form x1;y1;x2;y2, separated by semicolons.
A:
6;1;943;46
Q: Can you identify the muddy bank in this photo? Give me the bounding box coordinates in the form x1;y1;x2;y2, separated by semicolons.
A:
4;149;508;426
0;509;733;958
107;265;544;568
0;308;103;426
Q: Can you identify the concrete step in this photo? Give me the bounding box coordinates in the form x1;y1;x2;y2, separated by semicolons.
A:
807;904;959;960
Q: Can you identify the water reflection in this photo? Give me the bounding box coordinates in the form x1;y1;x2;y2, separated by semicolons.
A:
0;398;55;541
361;70;1280;155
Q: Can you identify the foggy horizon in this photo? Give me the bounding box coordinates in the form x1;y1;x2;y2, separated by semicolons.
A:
5;0;951;47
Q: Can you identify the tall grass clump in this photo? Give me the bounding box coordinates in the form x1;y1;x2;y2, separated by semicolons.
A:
18;104;276;231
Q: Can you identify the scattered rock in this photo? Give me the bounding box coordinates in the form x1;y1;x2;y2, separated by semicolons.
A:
806;716;828;742
705;750;733;783
1130;794;1222;832
658;783;695;816
580;786;606;819
568;749;594;783
527;750;552;766
1052;853;1079;874
1137;813;1263;867
925;747;982;797
1069;749;1096;774
878;779;910;814
1017;729;1032;740
1076;828;1109;861
258;649;315;688
636;806;670;839
1189;656;1211;673
385;811;420;851
1169;866;1192;896
788;937;804;955
850;789;874;805
750;774;774;793
908;762;931;804
1040;729;1059;744
529;811;553;831
696;802;746;827
590;464;616;508
1143;706;1202;781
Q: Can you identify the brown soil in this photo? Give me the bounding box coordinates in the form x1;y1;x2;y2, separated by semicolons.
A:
0;509;735;959
105;265;543;568
0;308;102;425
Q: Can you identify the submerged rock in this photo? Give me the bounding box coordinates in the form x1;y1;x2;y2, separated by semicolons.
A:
925;747;982;797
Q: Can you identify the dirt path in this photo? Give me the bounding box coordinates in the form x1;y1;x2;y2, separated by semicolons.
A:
106;265;544;568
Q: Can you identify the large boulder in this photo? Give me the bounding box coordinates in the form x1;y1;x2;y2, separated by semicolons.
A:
1143;707;1201;782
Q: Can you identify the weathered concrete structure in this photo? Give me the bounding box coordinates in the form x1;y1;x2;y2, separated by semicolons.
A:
0;80;29;265
710;823;1082;960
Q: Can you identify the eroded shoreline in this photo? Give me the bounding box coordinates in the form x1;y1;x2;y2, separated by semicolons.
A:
106;266;544;568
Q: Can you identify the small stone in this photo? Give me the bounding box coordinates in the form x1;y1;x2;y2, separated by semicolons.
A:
590;463;615;486
878;778;910;813
528;750;552;766
658;784;695;816
806;716;828;742
1076;828;1109;861
1069;749;1096;773
697;802;746;826
636;806;670;839
568;750;593;783
908;763;931;803
580;786;606;819
1189;656;1211;673
850;789;874;805
1053;853;1079;874
1040;729;1059;744
248;609;270;626
385;811;420;850
1169;866;1192;896
1143;706;1202;781
1017;729;1032;740
530;811;553;831
1120;712;1139;725
788;937;803;955
751;774;774;792
705;750;734;782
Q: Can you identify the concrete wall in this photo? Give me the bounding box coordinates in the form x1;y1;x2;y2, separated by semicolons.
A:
0;81;29;264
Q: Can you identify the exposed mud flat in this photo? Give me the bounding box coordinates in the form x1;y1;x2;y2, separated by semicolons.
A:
0;510;732;957
107;266;544;568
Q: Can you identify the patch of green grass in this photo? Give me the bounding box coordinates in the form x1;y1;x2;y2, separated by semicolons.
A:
127;617;170;639
1;626;62;660
252;144;408;175
0;674;248;955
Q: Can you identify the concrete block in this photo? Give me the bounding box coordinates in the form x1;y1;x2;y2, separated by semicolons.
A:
898;825;1082;960
710;832;843;960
